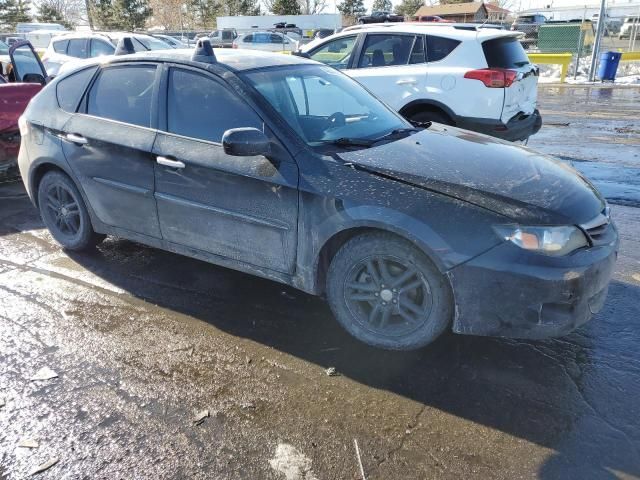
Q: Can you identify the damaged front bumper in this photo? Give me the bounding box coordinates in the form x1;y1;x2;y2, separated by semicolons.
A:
447;224;619;339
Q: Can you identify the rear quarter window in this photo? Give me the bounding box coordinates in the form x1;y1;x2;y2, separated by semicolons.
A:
56;66;98;112
426;36;461;62
483;37;530;68
53;39;68;53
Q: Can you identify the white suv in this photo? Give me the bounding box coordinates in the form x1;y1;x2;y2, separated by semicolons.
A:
42;32;169;76
299;24;541;141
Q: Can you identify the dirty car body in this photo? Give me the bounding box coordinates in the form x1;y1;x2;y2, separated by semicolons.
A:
18;47;618;349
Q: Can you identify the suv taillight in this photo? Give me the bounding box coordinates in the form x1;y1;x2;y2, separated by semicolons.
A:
464;68;518;88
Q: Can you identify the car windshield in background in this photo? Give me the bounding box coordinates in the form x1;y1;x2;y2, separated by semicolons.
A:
483;37;530;68
134;36;172;50
243;65;407;146
0;40;8;55
516;16;536;23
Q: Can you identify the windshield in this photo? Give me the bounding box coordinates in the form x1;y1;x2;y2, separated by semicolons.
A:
135;36;171;50
242;65;408;146
0;40;8;55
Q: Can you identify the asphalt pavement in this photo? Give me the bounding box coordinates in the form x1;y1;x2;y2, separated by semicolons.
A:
1;85;639;480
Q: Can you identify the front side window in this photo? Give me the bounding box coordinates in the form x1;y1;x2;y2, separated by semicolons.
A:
243;65;407;146
358;34;414;68
135;36;171;51
87;65;156;127
166;68;261;144
67;39;88;58
309;36;356;70
426;35;460;62
90;39;115;57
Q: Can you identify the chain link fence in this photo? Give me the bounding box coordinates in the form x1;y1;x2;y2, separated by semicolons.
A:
517;13;640;83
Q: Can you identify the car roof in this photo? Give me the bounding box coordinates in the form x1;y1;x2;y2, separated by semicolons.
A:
337;23;519;40
52;31;154;41
61;48;317;73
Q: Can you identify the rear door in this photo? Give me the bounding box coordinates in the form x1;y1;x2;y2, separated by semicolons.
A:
482;36;538;124
61;63;161;238
153;66;299;274
348;33;427;111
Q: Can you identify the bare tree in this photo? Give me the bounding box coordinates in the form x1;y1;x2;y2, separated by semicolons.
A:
298;0;327;15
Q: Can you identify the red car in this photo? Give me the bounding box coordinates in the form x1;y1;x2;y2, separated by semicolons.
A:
412;15;453;23
1;40;47;178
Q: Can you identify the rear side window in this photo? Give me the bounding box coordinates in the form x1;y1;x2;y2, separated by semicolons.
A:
57;66;97;112
426;36;460;62
87;65;157;127
166;68;261;143
53;39;68;53
483;37;529;68
243;34;254;43
67;39;87;58
358;34;414;68
409;36;426;64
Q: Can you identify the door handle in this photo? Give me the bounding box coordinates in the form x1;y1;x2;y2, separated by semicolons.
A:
66;133;88;145
156;156;185;169
396;79;417;85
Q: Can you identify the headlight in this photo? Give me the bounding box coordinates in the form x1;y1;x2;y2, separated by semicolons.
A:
494;225;588;256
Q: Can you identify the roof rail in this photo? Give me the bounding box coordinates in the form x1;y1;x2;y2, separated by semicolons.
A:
192;38;216;64
114;37;135;55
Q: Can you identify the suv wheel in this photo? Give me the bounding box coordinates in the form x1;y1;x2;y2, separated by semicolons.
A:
326;232;452;350
37;171;105;251
410;110;453;126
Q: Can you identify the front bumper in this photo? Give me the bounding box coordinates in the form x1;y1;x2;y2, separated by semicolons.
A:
457;109;542;142
447;224;618;339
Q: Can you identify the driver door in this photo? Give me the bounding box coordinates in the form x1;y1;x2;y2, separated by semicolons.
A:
9;41;48;84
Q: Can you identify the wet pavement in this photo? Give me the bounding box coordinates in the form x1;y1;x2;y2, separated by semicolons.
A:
1;86;640;479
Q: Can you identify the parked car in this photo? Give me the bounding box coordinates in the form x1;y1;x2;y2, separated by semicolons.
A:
233;32;299;53
0;41;47;178
312;28;336;40
208;28;238;48
18;43;617;350
299;24;541;141
151;34;188;49
619;15;639;39
42;32;170;76
413;15;453;23
358;11;405;24
511;14;547;49
271;23;303;39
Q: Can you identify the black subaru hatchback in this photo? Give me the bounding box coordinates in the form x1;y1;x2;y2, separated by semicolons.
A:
18;41;618;350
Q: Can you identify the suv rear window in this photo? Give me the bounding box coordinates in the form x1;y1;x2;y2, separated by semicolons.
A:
483;37;530;68
426;36;460;62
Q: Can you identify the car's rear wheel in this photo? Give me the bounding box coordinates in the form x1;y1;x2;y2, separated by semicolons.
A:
326;232;452;350
410;110;453;127
37;171;105;251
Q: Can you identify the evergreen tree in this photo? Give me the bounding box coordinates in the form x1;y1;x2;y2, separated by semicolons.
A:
89;0;119;29
37;3;72;29
337;0;365;17
114;0;152;30
394;0;423;17
271;0;300;15
0;0;32;29
371;0;391;12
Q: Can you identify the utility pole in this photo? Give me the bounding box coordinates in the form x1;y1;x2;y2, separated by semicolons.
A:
588;0;607;81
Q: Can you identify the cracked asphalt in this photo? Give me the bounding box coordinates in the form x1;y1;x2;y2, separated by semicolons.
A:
1;85;640;480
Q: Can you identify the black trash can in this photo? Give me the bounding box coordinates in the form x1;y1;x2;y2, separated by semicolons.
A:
597;51;622;81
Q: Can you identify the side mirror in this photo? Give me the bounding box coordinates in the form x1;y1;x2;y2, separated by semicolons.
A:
22;73;46;85
292;50;310;58
222;128;271;157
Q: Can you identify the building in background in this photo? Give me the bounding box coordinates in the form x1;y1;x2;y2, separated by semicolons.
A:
413;3;488;23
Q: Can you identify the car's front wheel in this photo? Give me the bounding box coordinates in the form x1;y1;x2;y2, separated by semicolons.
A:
326;232;453;350
37;171;105;251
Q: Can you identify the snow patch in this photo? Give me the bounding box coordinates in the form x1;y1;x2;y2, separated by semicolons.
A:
537;55;640;84
269;443;318;480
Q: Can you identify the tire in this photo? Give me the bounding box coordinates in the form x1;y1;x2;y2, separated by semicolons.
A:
326;232;453;350
37;170;105;251
409;110;453;127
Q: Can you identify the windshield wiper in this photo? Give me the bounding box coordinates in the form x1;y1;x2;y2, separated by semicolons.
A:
371;127;421;145
319;137;375;148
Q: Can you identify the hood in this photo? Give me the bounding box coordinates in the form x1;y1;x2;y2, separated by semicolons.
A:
337;124;604;225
